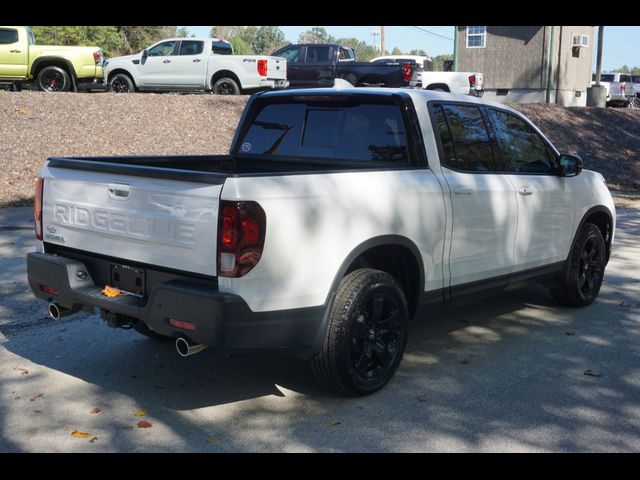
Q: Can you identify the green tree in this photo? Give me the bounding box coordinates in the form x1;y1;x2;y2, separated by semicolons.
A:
174;27;189;38
229;36;253;55
391;46;403;55
298;27;335;44
210;26;246;39
336;37;379;61
409;49;427;56
242;26;287;54
432;54;453;71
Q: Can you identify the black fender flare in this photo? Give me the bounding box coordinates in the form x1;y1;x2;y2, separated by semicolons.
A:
30;57;77;89
309;235;425;353
568;205;614;264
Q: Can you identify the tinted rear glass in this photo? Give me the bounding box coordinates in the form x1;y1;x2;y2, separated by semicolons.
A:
633;75;640;83
212;41;232;55
601;74;614;82
238;99;409;163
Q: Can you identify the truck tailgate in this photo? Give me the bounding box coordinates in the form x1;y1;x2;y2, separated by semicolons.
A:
265;56;287;80
42;167;222;277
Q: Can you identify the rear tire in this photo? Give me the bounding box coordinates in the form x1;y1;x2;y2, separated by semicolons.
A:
212;77;240;95
311;268;409;396
550;223;606;307
37;66;71;92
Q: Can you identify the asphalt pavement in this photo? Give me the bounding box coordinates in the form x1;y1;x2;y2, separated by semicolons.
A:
1;205;639;452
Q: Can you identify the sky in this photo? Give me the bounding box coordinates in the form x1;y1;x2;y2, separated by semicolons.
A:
183;25;640;71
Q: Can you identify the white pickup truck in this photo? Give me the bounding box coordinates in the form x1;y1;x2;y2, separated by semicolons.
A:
371;55;484;96
27;87;615;396
103;37;288;94
591;72;637;107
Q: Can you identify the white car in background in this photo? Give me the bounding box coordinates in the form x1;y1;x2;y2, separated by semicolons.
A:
103;37;288;95
370;54;483;96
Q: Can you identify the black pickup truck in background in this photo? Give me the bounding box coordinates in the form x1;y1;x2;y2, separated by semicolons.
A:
272;43;414;88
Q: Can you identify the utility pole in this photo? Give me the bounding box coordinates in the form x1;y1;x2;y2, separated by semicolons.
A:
381;26;385;55
595;26;604;85
371;28;380;52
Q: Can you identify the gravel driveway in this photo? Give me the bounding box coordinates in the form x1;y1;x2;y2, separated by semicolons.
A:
1;203;639;452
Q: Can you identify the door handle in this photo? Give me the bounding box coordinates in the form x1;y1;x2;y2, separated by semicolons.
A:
108;183;130;199
518;186;533;196
453;186;474;195
193;59;201;63
10;49;22;53
163;59;171;64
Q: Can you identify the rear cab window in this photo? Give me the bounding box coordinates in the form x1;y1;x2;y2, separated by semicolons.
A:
0;28;19;45
212;41;233;55
236;95;417;166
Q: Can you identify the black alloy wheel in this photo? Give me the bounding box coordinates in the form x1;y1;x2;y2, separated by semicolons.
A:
350;293;402;380
37;66;70;92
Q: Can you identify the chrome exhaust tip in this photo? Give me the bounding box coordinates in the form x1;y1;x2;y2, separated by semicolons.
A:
175;336;207;357
48;303;63;320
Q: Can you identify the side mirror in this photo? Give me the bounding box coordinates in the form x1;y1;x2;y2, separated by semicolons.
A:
558;153;583;177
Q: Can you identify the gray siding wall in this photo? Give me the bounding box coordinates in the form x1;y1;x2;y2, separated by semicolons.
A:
457;26;547;89
456;26;595;105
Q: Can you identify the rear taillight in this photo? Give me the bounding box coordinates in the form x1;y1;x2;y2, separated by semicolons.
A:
40;285;59;296
621;83;626;93
257;59;267;77
402;63;412;82
469;74;476;88
93;50;102;65
34;177;44;240
217;201;266;278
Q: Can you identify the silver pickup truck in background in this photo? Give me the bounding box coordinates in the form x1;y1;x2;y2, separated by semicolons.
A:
103;37;288;95
591;72;637;107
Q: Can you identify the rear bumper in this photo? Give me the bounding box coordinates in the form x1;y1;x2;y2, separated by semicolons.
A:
261;78;289;89
27;252;324;353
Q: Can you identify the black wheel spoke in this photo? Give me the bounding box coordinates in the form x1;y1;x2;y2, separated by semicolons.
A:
355;344;373;373
371;295;384;323
351;317;369;340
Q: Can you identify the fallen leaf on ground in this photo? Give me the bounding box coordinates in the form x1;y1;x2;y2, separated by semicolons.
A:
89;437;98;443
71;431;92;439
584;369;602;377
13;367;29;375
90;408;102;414
134;409;147;417
137;420;152;429
328;421;341;427
30;393;43;401
415;395;428;402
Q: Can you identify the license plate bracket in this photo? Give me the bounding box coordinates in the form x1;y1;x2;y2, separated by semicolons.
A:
110;263;145;296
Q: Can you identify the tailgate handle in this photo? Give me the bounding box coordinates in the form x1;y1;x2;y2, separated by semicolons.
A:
108;183;130;199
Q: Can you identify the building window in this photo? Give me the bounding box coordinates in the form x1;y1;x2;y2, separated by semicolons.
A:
466;26;486;48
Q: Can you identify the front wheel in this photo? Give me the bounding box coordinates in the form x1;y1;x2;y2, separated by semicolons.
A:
109;73;135;93
212;77;240;95
311;268;409;396
37;66;71;92
550;223;607;307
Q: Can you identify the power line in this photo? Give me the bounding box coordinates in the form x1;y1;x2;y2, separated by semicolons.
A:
409;26;453;42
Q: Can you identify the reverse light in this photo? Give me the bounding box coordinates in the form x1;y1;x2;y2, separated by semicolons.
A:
257;59;268;77
34;177;43;240
217;201;266;278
